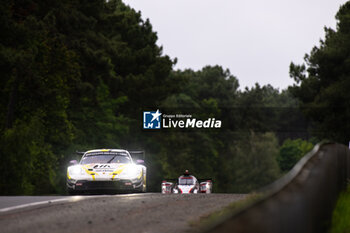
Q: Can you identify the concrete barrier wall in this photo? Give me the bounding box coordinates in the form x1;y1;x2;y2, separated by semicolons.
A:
206;143;350;233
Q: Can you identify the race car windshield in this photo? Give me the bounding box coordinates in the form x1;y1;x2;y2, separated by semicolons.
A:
179;177;195;185
80;153;131;164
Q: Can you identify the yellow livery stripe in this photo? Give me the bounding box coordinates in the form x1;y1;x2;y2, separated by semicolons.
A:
82;165;96;181
137;170;143;179
110;165;127;180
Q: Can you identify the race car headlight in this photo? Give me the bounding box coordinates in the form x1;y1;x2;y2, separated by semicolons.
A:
68;165;84;176
119;166;141;179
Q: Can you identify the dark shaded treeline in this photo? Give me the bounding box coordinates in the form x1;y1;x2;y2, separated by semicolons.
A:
1;0;348;194
289;2;350;145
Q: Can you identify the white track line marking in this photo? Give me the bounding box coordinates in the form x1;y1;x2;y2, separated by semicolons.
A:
0;196;102;213
0;198;71;213
0;193;152;213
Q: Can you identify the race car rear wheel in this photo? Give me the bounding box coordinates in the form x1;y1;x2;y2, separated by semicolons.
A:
67;187;76;195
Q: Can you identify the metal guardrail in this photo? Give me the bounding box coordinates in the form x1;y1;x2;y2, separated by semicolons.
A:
205;143;350;233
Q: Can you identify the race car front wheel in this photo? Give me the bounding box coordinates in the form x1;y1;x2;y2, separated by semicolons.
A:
66;186;82;195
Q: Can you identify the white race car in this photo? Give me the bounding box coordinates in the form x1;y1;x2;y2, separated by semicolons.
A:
66;149;146;194
161;170;212;194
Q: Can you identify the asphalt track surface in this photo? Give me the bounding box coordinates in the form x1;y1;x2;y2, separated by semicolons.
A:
0;193;246;233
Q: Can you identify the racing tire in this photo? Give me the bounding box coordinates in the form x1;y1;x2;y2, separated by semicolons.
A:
67;186;81;195
139;171;147;193
142;181;147;193
134;180;147;193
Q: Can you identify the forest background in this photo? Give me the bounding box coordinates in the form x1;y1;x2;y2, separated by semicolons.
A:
1;0;350;194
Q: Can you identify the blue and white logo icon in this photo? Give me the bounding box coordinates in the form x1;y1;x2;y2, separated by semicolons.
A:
143;110;162;129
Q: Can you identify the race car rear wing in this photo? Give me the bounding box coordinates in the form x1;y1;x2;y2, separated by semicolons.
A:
199;178;213;183
128;150;145;162
163;178;213;183
163;179;177;183
75;150;145;157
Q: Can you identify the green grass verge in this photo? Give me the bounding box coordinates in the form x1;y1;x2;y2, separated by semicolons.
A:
329;185;350;233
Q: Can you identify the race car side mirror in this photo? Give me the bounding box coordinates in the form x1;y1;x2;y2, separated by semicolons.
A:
135;159;145;164
69;160;78;165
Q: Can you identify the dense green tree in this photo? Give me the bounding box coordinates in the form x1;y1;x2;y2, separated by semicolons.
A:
225;132;281;193
277;139;314;172
236;84;309;142
289;2;350;144
0;0;79;194
0;0;176;194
